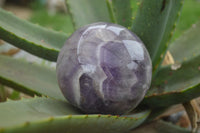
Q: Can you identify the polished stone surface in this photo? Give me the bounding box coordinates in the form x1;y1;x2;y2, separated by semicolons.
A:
56;22;152;114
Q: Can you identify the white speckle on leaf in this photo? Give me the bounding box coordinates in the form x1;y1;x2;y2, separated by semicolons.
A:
171;63;181;70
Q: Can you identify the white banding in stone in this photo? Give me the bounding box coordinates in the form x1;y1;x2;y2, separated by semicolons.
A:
81;64;96;73
106;26;124;36
76;24;109;104
72;68;83;106
122;40;144;61
127;62;138;70
77;24;107;61
74;24;107;105
96;42;108;99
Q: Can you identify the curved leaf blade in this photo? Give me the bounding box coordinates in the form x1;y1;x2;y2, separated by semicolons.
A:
0;97;150;133
0;97;79;128
142;21;200;108
169;21;200;63
0;8;69;61
2;53;200;110
65;0;111;29
132;120;190;133
106;0;132;27
131;0;184;73
141;55;200;108
0;55;65;101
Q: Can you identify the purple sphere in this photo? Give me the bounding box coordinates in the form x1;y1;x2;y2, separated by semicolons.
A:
56;22;152;115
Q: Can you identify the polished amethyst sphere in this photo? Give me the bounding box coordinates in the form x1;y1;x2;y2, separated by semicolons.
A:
56;22;152;115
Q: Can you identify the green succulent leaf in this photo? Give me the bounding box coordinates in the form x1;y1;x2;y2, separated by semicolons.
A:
2;54;200;109
169;21;200;63
141;21;200;108
132;120;190;133
141;54;200;108
0;55;65;101
0;8;69;62
0;97;150;133
65;0;111;29
106;0;132;27
131;0;184;73
145;107;169;123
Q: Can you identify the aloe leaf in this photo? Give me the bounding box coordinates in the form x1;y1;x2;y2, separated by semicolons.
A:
143;21;200;108
141;55;200;108
145;107;169;123
106;0;132;27
65;0;111;29
169;21;200;63
133;120;190;133
105;0;116;23
0;97;150;133
131;0;184;73
2;54;200;110
0;8;69;61
0;55;65;101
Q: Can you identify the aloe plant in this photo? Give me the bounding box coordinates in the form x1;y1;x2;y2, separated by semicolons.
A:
0;0;200;132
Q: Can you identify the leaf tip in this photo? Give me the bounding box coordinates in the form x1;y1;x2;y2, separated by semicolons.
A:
6;98;12;102
0;128;5;133
198;66;200;71
107;114;112;118
136;2;141;6
114;115;120;119
84;114;88;118
24;121;30;126
48;116;54;121
68;115;72;119
123;116;128;119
